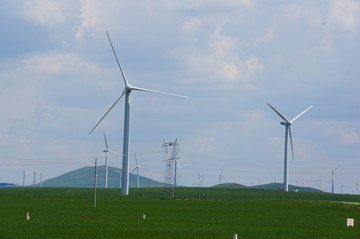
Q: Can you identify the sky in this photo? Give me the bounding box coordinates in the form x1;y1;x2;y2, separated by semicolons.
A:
1;0;359;193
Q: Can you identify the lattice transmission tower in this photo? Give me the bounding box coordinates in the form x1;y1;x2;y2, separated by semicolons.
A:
162;139;179;197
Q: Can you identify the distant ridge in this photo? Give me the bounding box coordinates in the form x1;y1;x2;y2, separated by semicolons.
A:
209;182;322;192
249;182;323;193
41;166;163;188
211;183;247;188
0;183;16;187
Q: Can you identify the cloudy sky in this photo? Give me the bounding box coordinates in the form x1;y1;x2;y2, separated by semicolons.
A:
1;0;359;193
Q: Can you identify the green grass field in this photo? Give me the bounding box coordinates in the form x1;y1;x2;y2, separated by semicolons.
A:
0;187;359;239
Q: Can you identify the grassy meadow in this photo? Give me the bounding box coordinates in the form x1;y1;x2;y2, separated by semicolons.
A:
0;187;359;239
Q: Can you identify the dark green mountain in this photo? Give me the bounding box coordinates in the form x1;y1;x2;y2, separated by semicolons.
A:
41;166;163;188
211;183;247;188
249;182;323;193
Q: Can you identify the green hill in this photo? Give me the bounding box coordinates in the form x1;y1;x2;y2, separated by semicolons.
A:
249;182;323;193
211;183;247;188
41;166;163;188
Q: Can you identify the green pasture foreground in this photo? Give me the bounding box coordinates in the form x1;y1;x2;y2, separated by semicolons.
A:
0;187;359;239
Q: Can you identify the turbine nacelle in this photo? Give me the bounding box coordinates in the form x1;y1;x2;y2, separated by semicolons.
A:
280;121;291;126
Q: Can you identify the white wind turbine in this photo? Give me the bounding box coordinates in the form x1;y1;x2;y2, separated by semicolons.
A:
33;171;36;187
89;31;187;195
22;170;32;186
103;132;115;188
330;164;342;194
131;154;148;188
219;168;225;185
174;158;181;187
268;103;312;192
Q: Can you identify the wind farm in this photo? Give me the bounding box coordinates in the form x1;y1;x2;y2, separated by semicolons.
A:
1;1;360;238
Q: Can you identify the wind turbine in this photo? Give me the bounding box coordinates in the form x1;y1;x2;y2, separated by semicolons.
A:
103;132;115;188
268;103;312;191
22;170;32;187
89;31;187;195
330;164;342;194
219;169;225;185
131;154;148;188
174;158;181;187
33;171;36;187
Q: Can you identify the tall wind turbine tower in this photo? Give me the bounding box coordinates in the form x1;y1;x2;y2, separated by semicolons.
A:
89;31;187;195
268;103;312;192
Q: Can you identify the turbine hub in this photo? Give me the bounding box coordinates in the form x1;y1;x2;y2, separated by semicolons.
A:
125;84;133;91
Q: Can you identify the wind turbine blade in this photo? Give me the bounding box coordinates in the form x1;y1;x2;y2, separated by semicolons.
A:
106;31;129;85
131;86;188;98
289;126;295;160
176;160;182;172
135;154;138;167
333;164;343;172
89;90;126;134
131;168;137;174
267;103;290;123
103;132;109;150
290;106;313;123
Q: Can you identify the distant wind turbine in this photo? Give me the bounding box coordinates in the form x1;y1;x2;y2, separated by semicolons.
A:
22;170;32;187
268;103;312;192
33;171;36;187
103;132;115;188
330;164;342;194
174;158;181;187
219;168;225;185
131;154;149;188
89;31;187;195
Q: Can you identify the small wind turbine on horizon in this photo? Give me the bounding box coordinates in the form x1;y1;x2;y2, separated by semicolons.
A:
219;168;225;185
174;158;181;187
131;154;148;188
89;31;187;195
22;170;32;187
330;164;342;194
33;171;36;187
268;103;312;192
103;132;115;188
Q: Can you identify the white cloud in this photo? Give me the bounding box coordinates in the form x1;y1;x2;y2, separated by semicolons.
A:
165;0;253;10
195;136;215;153
21;0;66;27
182;26;263;87
321;121;360;145
282;4;325;27
22;53;99;75
249;28;274;46
328;0;360;30
76;0;101;39
340;131;360;144
181;18;203;34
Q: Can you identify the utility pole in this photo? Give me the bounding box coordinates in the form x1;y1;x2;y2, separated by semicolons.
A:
93;158;98;208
